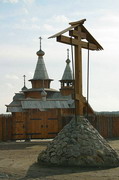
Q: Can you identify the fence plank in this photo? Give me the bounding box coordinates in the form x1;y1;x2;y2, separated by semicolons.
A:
0;113;119;141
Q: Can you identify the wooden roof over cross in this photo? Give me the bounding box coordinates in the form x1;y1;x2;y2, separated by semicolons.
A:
49;19;103;51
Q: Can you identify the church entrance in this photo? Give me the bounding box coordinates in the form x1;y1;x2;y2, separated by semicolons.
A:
12;110;59;140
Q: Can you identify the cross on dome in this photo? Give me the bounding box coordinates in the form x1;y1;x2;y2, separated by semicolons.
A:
39;37;42;50
23;75;26;87
36;37;45;56
21;75;27;91
66;49;70;64
67;48;69;59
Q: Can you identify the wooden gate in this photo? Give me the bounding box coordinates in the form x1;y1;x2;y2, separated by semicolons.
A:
27;109;59;139
11;110;59;140
12;112;27;140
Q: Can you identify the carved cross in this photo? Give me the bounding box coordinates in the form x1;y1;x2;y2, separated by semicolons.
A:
49;19;103;116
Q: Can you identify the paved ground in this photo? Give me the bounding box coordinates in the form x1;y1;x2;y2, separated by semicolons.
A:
0;139;119;180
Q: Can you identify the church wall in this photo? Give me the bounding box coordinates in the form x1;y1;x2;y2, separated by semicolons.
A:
24;91;42;99
60;88;74;96
31;80;51;89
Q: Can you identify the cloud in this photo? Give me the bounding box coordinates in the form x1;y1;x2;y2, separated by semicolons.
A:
47;15;69;26
28;71;34;77
14;19;41;30
42;15;69;34
99;11;119;24
21;7;29;15
23;0;35;4
2;0;35;3
0;44;35;63
52;15;69;23
43;24;56;32
31;17;39;22
5;74;19;80
3;0;19;3
5;83;14;89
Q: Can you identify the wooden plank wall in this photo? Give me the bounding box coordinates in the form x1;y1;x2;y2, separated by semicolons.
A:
61;114;119;139
0;113;119;141
0;114;12;141
88;115;119;138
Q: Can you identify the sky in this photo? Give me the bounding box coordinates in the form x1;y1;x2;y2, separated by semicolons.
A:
0;0;119;113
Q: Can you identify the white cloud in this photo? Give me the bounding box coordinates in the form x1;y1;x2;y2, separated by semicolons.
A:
0;44;35;62
43;24;56;32
21;7;29;15
28;71;33;77
8;32;16;37
23;0;34;4
99;12;119;24
5;83;14;89
2;0;35;3
31;17;39;22
52;15;69;23
5;74;19;80
14;22;40;30
3;0;19;3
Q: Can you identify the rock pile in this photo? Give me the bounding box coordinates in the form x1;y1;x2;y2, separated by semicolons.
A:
38;116;119;167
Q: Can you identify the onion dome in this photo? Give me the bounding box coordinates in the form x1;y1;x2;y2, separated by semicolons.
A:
22;86;27;91
36;37;45;57
36;49;45;56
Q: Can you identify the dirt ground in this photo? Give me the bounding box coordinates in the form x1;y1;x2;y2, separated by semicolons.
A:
0;139;119;180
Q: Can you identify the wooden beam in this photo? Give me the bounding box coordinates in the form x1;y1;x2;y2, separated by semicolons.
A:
57;35;78;46
57;35;98;50
81;41;98;50
69;30;86;39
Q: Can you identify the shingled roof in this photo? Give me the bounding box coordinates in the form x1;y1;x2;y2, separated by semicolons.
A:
33;55;49;80
61;49;73;81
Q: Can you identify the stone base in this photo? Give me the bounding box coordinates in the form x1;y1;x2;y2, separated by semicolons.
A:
38;116;119;167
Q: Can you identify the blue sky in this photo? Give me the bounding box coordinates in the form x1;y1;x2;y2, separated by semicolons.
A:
0;0;119;113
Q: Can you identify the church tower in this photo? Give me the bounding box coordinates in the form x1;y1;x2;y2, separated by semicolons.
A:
23;37;54;99
60;49;74;96
29;37;53;89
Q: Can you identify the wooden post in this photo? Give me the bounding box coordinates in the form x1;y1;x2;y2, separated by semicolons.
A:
75;26;83;116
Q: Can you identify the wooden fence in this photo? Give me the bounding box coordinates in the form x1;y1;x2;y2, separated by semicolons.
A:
89;114;119;138
0;114;12;141
0;113;119;141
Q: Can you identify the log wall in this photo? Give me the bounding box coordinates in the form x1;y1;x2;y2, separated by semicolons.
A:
88;115;119;138
0;113;119;141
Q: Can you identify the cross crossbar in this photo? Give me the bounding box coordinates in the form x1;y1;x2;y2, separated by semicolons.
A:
57;35;98;50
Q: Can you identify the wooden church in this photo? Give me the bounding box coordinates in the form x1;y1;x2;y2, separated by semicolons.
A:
6;19;97;140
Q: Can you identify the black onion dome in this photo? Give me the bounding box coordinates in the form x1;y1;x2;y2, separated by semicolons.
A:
36;49;45;56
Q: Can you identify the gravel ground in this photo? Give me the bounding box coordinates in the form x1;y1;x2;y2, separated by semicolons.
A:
0;139;119;180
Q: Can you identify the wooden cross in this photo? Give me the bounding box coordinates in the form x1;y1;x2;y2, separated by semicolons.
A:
67;48;69;59
23;75;26;87
49;19;103;116
39;37;42;50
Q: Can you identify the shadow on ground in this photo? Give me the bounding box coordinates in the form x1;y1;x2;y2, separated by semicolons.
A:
19;162;114;180
0;141;49;150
